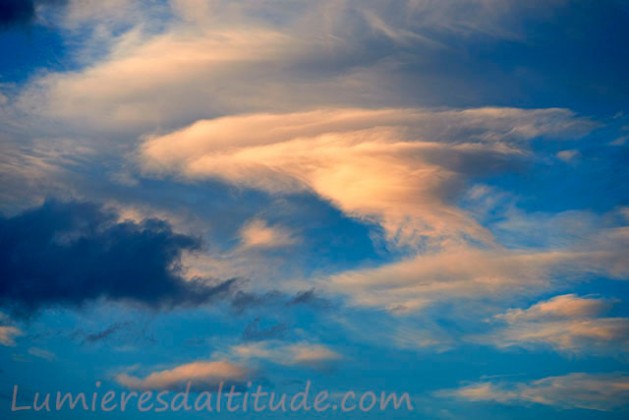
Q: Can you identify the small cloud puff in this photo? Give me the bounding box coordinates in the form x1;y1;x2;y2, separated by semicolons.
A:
239;219;297;249
0;326;22;346
556;149;579;162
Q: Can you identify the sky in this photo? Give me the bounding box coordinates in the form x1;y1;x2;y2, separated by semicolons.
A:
0;0;628;419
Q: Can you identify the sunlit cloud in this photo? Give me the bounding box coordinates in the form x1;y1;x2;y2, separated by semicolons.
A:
239;219;297;249
19;27;296;132
229;341;342;368
1;0;628;417
326;208;629;312
441;372;629;411
474;295;629;355
116;360;250;391
328;247;560;313
14;0;580;137
139;107;592;247
0;326;22;346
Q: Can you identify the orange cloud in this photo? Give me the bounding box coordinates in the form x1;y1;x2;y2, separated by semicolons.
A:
116;360;250;391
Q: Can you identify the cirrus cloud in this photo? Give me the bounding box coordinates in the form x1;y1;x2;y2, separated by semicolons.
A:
474;294;629;355
139;107;592;247
441;372;629;412
229;341;342;368
116;360;250;391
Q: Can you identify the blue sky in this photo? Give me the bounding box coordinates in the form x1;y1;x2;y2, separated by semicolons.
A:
1;1;628;419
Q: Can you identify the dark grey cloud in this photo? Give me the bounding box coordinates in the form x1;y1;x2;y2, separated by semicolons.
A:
0;0;34;27
230;290;283;314
289;288;330;308
81;321;130;344
0;0;64;28
0;200;237;314
231;288;333;314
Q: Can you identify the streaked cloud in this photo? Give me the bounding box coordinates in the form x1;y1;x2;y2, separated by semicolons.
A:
20;26;297;132
475;295;629;354
326;208;629;313
14;0;579;136
116;360;250;391
1;1;628;417
328;247;555;313
62;0;141;27
81;321;131;344
135;107;627;316
229;341;342;368
139;107;592;247
27;347;56;361
241;318;288;342
496;294;614;322
442;372;629;411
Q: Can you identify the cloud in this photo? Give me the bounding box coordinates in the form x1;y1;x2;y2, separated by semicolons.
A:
0;200;237;313
116;340;339;392
288;344;342;366
116;360;250;391
139;107;592;246
229;288;332;314
475;295;629;355
496;294;614;322
229;341;342;368
556;149;579;162
0;0;35;28
0;325;21;346
362;0;568;41
241;318;288;342
14;0;578;135
62;0;139;28
239;219;296;249
0;0;66;29
82;321;131;344
442;372;629;411
325;206;629;312
289;289;330;308
136;107;621;315
327;246;566;313
19;25;300;132
27;347;55;361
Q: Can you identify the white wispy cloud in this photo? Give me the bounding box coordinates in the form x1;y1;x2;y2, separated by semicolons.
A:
19;26;296;132
15;0;576;136
27;347;56;361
